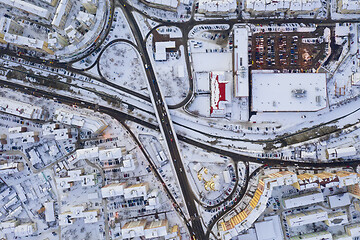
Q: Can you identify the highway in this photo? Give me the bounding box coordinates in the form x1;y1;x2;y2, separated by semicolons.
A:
118;2;206;238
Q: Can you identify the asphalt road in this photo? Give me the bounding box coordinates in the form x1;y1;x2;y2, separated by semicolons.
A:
118;2;206;238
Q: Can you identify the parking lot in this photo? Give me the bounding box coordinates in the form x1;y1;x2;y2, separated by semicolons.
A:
251;30;325;71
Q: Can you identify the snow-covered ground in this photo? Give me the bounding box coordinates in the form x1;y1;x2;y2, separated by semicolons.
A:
98;42;149;96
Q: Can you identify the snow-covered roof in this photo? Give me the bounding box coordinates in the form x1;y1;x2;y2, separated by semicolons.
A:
328;193;351;208
144;220;168;239
56;169;96;189
245;0;321;12
198;0;237;13
255;215;283;240
283;191;324;209
1;0;50;19
290;231;332;240
14;223;37;237
346;223;360;237
76;147;99;160
154;41;175;61
0;97;42;119
145;0;179;8
77;11;96;27
98;148;122;161
252;73;327;112
101;183;127;198
286;209;328;227
59;205;99;226
44;201;55;222
54;108;107;133
122;219;147;238
326;147;357;160
124;182;149;200
233;27;249;97
52;0;72;29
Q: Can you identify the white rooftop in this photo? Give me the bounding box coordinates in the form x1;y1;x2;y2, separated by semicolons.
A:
252;73;327;112
328;193;351;208
233;27;249;97
1;0;50;19
154;41;175;61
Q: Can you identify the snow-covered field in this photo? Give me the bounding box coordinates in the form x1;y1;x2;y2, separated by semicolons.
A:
99;42;149;96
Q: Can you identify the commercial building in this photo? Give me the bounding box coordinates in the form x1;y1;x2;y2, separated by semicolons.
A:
233;27;249;98
286;209;328;227
325;211;348;226
337;0;360;13
326;147;357;160
283;191;324;209
0;0;50;19
65;25;82;44
198;0;237;14
210;72;231;117
0;97;43;119
251;73;327;112
54;108;107;134
101;183;127;198
245;0;322;15
290;231;333;240
59;205;99;226
52;0;72;29
55;169;96;190
328;193;351;208
154;41;176;61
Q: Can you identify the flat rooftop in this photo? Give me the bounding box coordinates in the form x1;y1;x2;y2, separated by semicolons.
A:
252;73;327;112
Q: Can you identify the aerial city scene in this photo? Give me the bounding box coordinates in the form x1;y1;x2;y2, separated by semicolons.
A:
0;0;359;239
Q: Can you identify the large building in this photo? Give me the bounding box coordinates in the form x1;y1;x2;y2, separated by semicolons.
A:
290;231;332;240
0;97;43;119
0;0;50;19
326;147;357;160
59;205;99;226
52;0;72;29
198;0;237;14
82;0;98;14
328;193;351;208
0;17;24;44
286;209;328;227
233;27;249;98
54;108;108;134
325;211;348;226
55;169;96;190
245;0;322;15
121;219;170;239
283;191;324;209
251;73;327;112
101;183;127;198
3;34;54;54
219;169;360;239
210;72;231;117
337;0;360;13
345;223;360;237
